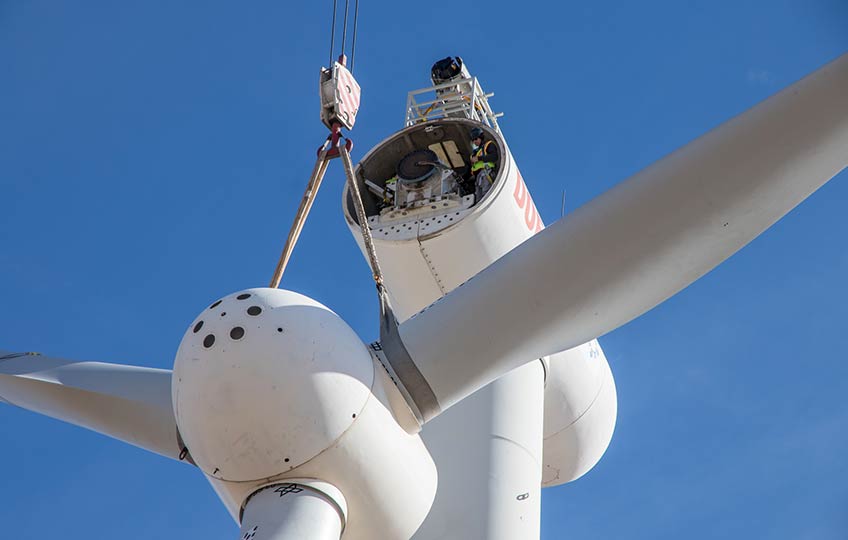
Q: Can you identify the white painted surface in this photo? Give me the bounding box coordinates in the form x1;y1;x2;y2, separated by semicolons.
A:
542;342;617;486
181;289;438;540
239;480;346;540
344;120;541;322
0;350;181;460
172;288;374;482
412;362;545;540
368;194;475;242
207;358;438;540
398;53;848;416
344;119;612;539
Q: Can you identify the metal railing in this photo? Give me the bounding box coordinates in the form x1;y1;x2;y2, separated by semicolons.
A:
404;76;503;132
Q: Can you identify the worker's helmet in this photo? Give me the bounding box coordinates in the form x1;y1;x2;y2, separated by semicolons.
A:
469;127;484;141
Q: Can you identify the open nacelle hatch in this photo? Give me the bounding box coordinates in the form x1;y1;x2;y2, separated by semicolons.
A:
346;119;504;241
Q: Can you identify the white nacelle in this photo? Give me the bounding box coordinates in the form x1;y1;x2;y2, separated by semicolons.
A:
343;119;617;487
345;119;543;321
542;341;617;486
173;288;437;540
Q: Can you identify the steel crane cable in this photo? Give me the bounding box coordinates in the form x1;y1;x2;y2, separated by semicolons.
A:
341;0;349;59
328;0;338;66
350;0;359;73
328;0;360;72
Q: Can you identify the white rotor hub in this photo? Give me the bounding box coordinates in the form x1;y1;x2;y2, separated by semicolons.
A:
172;288;374;482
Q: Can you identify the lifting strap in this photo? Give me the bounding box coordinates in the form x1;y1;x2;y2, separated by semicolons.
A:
339;143;384;288
269;0;380;291
268;149;331;289
268;131;385;291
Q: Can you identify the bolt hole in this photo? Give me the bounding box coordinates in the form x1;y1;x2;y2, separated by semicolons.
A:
247;306;262;316
203;334;216;348
209;300;222;309
220;312;227;317
236;293;251;300
230;327;245;340
284;458;290;463
352;413;357;418
193;321;204;333
277;327;284;333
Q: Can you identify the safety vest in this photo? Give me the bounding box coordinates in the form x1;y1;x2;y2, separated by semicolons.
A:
471;140;495;172
384;176;398;203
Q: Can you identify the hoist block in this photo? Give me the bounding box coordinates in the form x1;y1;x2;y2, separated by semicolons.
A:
320;62;361;131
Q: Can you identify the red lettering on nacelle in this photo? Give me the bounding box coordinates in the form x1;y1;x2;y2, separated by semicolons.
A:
513;171;544;233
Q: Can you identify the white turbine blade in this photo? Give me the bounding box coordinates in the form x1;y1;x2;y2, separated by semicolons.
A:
0;350;184;461
394;53;848;419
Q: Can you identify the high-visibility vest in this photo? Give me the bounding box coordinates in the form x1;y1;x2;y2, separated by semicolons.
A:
471;140;496;172
384;176;398;203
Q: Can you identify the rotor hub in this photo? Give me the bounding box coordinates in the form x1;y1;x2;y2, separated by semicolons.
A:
172;288;374;482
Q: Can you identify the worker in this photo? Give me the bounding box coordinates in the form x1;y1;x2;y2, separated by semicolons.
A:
381;175;398;208
468;126;498;201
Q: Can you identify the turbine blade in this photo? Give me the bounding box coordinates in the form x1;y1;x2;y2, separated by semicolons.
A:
0;350;185;461
393;53;848;420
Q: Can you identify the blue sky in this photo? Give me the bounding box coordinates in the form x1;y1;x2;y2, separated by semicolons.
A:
1;2;847;539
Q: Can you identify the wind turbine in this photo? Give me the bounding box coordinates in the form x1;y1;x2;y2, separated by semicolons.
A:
0;27;846;537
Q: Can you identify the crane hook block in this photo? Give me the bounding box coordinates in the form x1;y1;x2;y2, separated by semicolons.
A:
320;62;361;131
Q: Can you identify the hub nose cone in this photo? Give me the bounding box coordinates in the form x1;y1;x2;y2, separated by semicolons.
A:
172;288;374;482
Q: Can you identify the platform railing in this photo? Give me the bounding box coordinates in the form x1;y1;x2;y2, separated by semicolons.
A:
404;76;503;132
